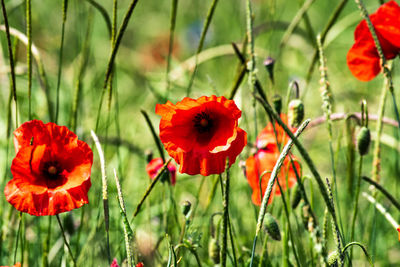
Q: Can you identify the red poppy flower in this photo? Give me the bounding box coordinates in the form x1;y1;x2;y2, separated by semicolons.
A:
397;226;400;241
347;0;400;81
146;158;177;185
0;263;21;267
136;263;144;267
110;259;120;267
245;115;301;206
156;95;247;176
4;120;93;216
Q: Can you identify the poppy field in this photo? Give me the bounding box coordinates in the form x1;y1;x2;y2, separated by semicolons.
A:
1;0;400;266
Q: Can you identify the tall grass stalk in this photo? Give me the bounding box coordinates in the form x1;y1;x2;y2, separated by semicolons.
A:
249;119;310;266
165;0;178;96
25;0;32;120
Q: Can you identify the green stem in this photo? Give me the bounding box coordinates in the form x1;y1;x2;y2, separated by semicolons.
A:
95;0;141;131
362;176;400;211
250;119;310;266
26;0;32;120
220;161;230;267
56;214;76;267
1;0;18;126
140;109;165;162
132;159;172;218
350;156;363;260
186;0;219;96
342;242;374;266
165;0;178;97
55;0;68;124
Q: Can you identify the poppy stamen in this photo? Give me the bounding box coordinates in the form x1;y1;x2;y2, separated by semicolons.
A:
48;166;57;175
193;111;213;133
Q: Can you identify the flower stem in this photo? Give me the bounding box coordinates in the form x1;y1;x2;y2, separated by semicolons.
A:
186;0;219;96
132;159;172;218
26;0;32;120
350;156;363;260
56;214;76;267
140;109;165;162
55;0;68;124
165;0;178;97
250;119;310;266
362;176;400;212
220;160;230;267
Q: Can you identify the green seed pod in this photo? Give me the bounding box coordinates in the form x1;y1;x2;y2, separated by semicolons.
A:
181;200;192;217
327;250;340;267
264;213;281;241
357;126;371;156
291;183;302;209
288;99;304;128
208;238;220;264
272;94;282;115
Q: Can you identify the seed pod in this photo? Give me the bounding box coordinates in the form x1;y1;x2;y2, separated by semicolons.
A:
288;99;304;128
291;183;302;209
263;56;275;84
327;250;340;267
208;238;220;264
264;213;281;241
357;126;371;156
181;200;192;217
272;94;282;115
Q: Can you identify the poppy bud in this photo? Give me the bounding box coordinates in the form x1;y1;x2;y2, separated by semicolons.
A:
181;200;191;217
263;56;275;84
208;238;220;264
288;99;304;128
356;126;371;156
272;94;282;115
145;149;153;163
291;183;302;209
264;213;281;241
327;250;340;267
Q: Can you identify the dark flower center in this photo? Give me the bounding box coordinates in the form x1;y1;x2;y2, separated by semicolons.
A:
43;161;62;180
193;111;213;133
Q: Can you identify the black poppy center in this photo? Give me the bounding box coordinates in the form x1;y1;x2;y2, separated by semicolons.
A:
193;111;213;133
43;161;62;180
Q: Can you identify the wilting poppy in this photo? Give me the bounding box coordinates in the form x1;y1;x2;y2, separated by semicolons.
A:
156;95;247;176
347;0;400;81
146;157;177;185
245;115;301;205
4;120;93;216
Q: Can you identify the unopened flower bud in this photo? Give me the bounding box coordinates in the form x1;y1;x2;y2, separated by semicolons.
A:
327;250;340;267
272;94;282;115
145;149;153;163
208;238;220;264
263;56;275;84
291;183;302;209
181;200;191;217
357;126;371;156
288;99;304;128
264;213;281;241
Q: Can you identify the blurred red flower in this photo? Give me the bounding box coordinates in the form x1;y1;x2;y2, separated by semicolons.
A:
136;263;144;267
397;226;400;241
245;115;301;205
156;95;247;176
146;157;177;185
347;0;400;81
110;259;119;267
4;120;93;216
0;263;20;267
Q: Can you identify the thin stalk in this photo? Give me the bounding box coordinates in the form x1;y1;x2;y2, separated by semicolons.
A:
42;216;51;267
304;0;349;90
85;0;112;36
350;156;363;260
95;0;141;131
362;176;400;211
140;109;165;162
186;0;219;96
26;0;32;120
250;119;310;266
220;161;230;267
13;213;22;263
1;0;18;126
165;0;178;96
362;192;399;229
227;214;238;267
56;214;76;267
279;0;316;50
91;130;111;263
55;0;68;123
132;159;172;218
114;169;134;267
342;242;374;266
